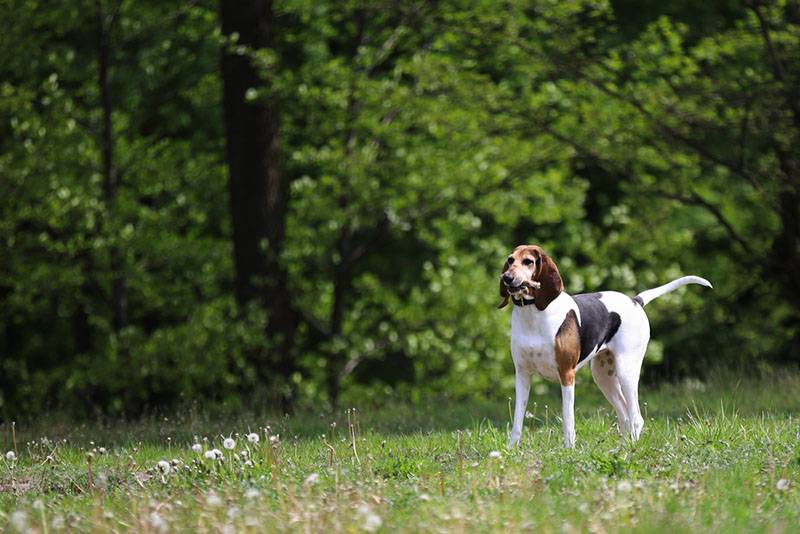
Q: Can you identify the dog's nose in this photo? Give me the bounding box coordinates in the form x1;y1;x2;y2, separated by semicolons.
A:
502;272;514;285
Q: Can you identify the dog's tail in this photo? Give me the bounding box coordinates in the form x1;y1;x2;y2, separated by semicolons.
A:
633;276;712;307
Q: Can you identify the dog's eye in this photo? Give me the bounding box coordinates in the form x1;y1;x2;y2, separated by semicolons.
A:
522;258;534;266
507;257;514;265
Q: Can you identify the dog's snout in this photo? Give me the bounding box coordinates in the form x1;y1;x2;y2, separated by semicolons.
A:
502;272;514;285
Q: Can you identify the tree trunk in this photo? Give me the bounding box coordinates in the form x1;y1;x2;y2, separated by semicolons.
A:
220;0;297;409
97;3;127;332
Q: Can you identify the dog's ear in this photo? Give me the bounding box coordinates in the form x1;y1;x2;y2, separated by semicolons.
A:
532;251;563;311
498;259;510;309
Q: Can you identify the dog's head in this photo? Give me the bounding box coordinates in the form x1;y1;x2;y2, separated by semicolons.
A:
498;245;563;310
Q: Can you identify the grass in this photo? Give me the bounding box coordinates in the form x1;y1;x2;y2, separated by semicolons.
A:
1;369;800;532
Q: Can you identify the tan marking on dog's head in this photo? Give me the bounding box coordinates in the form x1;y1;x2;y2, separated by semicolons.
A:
555;309;580;386
499;245;564;310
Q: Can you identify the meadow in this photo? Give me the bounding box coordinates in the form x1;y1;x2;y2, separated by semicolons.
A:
1;369;799;533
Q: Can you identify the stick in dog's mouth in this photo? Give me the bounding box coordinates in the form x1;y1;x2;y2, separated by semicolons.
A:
510;280;541;296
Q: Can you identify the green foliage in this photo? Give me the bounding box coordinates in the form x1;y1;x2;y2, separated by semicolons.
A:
1;0;798;415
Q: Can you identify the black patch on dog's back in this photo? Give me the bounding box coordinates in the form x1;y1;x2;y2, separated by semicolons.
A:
574;293;622;361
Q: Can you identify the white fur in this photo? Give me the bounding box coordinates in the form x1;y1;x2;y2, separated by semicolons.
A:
508;277;710;448
635;275;712;306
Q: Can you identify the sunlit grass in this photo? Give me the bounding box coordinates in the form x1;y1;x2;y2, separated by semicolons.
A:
1;369;799;532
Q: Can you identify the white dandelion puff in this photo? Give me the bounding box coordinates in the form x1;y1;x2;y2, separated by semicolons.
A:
357;504;382;533
149;511;168;533
157;460;171;474
192;443;202;453
223;438;236;450
617;480;633;492
206;492;223;507
205;448;223;460
488;450;502;459
247;432;259;443
304;472;320;486
10;511;28;531
5;450;17;461
245;488;260;499
777;478;790;491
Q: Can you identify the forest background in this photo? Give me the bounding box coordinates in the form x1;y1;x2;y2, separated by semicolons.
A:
1;0;798;418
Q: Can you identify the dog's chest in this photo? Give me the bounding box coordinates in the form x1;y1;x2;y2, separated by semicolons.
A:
510;294;577;382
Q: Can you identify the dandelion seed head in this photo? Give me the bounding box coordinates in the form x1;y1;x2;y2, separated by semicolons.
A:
192;443;202;453
304;472;320;486
157;460;171;474
247;432;259;443
206;491;223;507
223;438;236;450
777;478;790;491
149;511;168;533
488;450;502;459
617;480;633;492
10;510;28;531
5;450;17;461
357;504;382;533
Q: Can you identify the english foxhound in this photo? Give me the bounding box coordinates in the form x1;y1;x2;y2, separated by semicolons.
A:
499;245;711;448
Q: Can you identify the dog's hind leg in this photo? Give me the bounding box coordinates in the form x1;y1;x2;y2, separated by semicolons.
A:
509;368;531;449
591;351;630;435
614;348;647;441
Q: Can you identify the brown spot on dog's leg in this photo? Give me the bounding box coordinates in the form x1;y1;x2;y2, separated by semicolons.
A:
555;310;581;386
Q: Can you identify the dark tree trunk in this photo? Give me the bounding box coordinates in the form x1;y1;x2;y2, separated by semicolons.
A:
97;3;127;332
220;0;297;409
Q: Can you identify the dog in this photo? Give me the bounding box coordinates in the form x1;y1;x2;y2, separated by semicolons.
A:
499;245;711;448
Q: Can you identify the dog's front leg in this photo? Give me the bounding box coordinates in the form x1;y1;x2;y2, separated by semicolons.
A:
560;383;576;448
509;367;531;449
